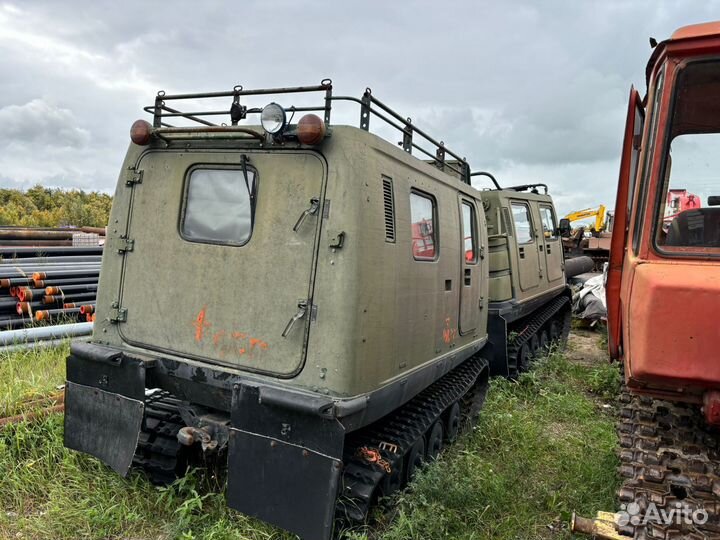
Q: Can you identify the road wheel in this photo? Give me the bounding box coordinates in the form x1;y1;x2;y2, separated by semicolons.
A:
405;437;425;483
539;329;549;352
444;402;461;443
517;342;531;373
529;333;540;358
426;421;444;461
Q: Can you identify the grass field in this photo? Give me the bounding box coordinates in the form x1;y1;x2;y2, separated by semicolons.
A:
0;332;620;540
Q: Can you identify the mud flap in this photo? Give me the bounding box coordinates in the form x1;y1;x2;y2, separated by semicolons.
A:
227;383;345;540
64;382;144;476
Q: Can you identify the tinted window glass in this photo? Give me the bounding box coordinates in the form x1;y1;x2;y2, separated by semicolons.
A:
511;203;534;244
410;192;436;259
462;201;477;263
182;168;256;245
539;205;558;240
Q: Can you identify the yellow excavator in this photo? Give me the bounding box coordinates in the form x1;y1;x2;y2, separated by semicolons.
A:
564;204;608;232
561;205;611;270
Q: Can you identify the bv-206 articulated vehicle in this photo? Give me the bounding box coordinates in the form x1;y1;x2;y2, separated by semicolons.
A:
64;82;575;539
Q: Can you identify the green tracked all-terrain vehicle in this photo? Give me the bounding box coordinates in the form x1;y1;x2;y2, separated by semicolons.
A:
64;81;574;540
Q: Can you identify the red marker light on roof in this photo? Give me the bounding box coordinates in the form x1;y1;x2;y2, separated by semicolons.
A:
297;114;326;145
130;119;153;146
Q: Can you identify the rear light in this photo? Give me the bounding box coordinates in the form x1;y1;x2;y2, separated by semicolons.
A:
130;119;153;145
297;114;326;145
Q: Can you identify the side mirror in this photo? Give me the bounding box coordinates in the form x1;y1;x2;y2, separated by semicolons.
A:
558;218;572;237
708;196;720;206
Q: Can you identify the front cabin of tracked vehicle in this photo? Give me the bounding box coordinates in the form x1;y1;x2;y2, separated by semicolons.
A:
64;82;570;540
481;183;570;376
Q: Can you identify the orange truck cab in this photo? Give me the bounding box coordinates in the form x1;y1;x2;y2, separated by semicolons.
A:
607;22;720;424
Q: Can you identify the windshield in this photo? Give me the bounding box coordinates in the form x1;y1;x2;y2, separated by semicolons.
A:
656;59;720;252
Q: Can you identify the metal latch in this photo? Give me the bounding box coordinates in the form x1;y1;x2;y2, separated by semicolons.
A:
329;231;345;249
109;302;127;323
293;197;320;232
479;246;485;260
125;167;143;186
117;237;134;253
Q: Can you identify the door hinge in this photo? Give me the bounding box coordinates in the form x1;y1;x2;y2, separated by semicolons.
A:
117;236;134;253
126;167;144;186
109;302;127;323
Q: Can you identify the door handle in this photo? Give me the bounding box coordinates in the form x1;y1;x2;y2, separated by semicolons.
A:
539;245;543;252
282;300;308;338
519;246;525;259
293;198;320;232
547;245;552;254
464;268;471;286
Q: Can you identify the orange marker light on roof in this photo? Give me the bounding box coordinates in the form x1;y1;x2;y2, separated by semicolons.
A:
130;119;153;146
297;114;326;145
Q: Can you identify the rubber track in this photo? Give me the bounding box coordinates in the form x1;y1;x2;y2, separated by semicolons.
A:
337;356;488;523
617;388;720;539
132;390;186;485
506;294;571;376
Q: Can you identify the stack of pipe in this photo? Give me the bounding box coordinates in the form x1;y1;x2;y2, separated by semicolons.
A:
0;246;102;333
0;226;105;247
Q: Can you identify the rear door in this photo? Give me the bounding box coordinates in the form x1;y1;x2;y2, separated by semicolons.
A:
458;197;481;334
538;204;564;283
117;149;326;377
510;201;540;292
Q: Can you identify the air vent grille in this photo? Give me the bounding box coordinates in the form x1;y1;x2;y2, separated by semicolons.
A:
382;176;395;242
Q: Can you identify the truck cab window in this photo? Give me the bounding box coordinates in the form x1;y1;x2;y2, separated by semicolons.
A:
181;167;256;245
410;191;437;260
656;60;720;253
539;205;558;240
511;202;534;244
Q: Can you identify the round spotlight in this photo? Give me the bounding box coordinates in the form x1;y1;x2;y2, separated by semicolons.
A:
297;114;326;145
261;103;287;134
130;119;153;146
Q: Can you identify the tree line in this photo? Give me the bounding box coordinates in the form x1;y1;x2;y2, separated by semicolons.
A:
0;185;112;228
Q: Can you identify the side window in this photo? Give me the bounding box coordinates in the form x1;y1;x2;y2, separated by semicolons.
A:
410;191;437;260
539;205;558;241
511;202;534;244
461;201;477;263
181;167;256;245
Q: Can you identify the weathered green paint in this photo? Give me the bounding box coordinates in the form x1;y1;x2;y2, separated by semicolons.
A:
482;190;566;305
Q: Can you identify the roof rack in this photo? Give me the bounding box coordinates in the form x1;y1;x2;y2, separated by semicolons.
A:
144;79;472;184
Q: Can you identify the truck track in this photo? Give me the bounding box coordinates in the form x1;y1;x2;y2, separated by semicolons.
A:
617;388;720;539
337;356;489;525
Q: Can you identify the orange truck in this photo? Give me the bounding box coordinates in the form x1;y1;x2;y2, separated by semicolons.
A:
605;22;720;538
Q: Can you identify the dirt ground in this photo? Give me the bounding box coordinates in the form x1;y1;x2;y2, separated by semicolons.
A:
565;329;608;367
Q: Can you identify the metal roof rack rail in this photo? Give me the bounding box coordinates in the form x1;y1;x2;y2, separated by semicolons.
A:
144;80;472;185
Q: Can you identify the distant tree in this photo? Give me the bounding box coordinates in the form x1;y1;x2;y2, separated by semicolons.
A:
0;185;112;227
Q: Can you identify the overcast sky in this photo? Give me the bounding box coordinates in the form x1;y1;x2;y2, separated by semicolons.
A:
1;1;719;216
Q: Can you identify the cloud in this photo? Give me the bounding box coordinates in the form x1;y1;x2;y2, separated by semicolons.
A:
0;99;90;149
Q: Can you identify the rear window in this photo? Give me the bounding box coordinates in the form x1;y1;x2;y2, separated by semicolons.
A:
181;167;256;245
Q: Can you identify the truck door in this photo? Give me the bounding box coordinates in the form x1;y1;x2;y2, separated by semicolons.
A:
116;149;325;377
607;87;644;359
458;197;481;334
538;204;564;284
510;201;540;292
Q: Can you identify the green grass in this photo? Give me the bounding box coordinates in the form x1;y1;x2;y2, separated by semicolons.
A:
0;338;620;540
